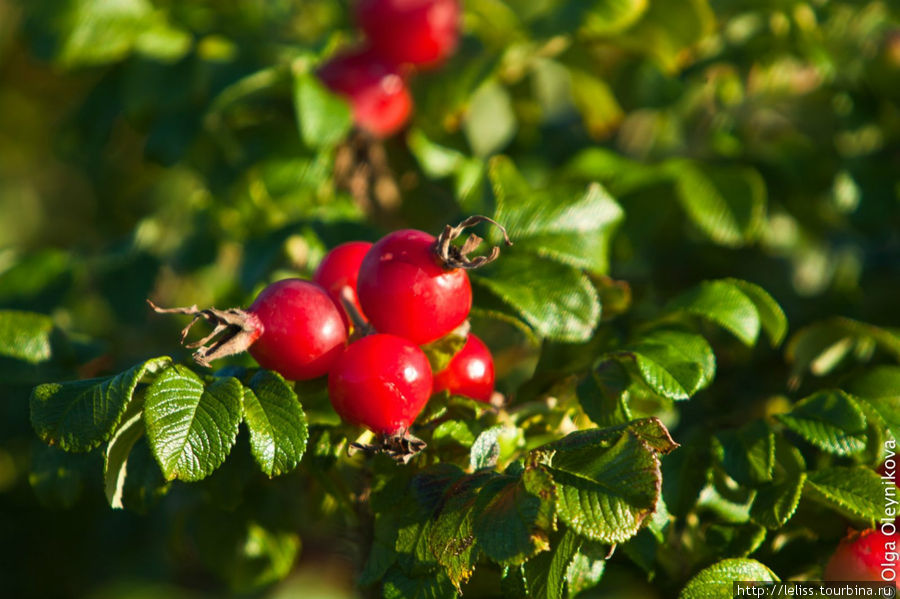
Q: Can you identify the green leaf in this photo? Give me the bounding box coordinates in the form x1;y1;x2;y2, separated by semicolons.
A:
472;469;554;566
583;0;648;35
617;0;716;74
0;310;53;363
541;429;662;544
844;367;900;442
490;156;624;275
665;160;766;248
803;466;886;526
614;328;715;400
565;540;607;597
667;280;762;346
776;390;867;455
470;426;504;470
464;80;517;157
679;558;778;599
120;436;170;514
750;438;806;529
662;432;713;517
144;366;243;482
715;420;774;486
421;327;469;375
429;473;491;588
472;253;600;343
569;68;624;139
724;279;787;346
103;398;145;509
577;361;633;428
564;148;668;196
242;371;309;477
382;567;456;599
30;356;172;452
292;69;352;149
56;0;154;67
788;318;900;381
521;529;581;599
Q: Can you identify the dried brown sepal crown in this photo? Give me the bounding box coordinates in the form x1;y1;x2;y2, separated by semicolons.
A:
434;215;513;270
147;299;263;368
348;431;427;465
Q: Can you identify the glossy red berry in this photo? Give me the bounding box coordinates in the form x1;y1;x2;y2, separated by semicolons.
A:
247;279;347;380
313;241;373;329
328;334;433;434
317;46;413;137
357;229;472;345
357;0;461;68
433;334;494;402
825;529;898;585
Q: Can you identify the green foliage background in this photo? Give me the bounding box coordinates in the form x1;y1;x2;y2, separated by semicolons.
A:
1;0;899;597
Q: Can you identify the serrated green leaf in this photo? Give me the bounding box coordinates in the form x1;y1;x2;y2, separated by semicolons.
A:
0;310;53;363
666;160;766;248
472;253;600;343
292;69;352;149
704;522;767;559
667;280;761;346
750;438;806;529
490;156;624;275
144;366;243;482
679;558;778;599
120;436;170;514
777;390;867;455
544;430;661;544
242;371;308;477
803;466;885;526
725;279;787;346
715;420;774;486
473;473;553;566
382;567;456;599
103;399;145;509
616;328;715;400
30;356;171;452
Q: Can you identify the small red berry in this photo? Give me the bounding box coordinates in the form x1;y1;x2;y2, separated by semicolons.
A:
317;46;413;137
247;279;347;380
433;334;494;402
313;241;373;329
357;229;472;345
357;0;461;68
328;334;433;435
825;529;898;585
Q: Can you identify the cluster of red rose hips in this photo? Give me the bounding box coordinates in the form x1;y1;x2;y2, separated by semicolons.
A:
317;0;461;137
153;217;509;453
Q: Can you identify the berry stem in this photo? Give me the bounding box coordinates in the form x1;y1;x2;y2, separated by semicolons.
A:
339;286;375;340
147;299;263;368
433;215;513;270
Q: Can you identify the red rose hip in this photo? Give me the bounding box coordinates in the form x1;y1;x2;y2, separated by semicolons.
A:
433;334;494;402
247;279;347;380
313;241;373;329
317;46;413;137
357;0;461;68
150;279;347;381
328;334;433;435
825;529;898;585
357;229;472;345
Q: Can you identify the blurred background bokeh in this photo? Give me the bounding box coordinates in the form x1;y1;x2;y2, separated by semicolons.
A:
1;0;899;597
